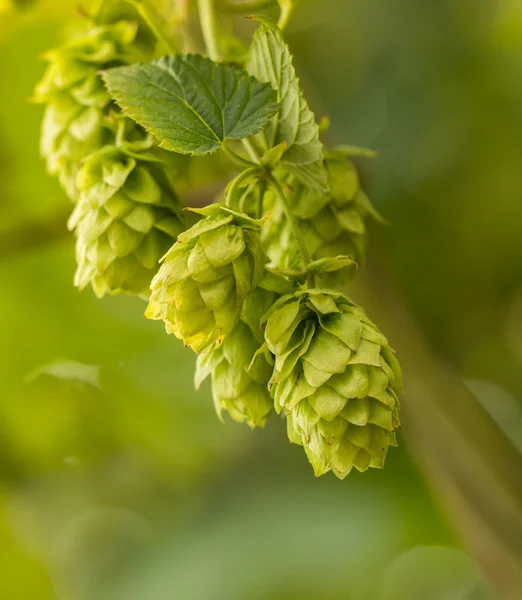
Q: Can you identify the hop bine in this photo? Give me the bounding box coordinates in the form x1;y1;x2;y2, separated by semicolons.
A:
33;17;154;199
68;142;185;298
263;290;401;478
146;205;265;352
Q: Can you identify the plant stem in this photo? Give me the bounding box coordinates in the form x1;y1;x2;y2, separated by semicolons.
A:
226;167;262;208
241;138;261;163
198;0;222;61
268;175;314;285
222;144;259;168
115;118;127;147
277;0;293;30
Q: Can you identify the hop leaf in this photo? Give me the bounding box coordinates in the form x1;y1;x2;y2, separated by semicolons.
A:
102;54;279;155
34;19;154;199
247;20;328;193
263;290;401;478
195;285;278;427
68;143;185;298
146;205;265;352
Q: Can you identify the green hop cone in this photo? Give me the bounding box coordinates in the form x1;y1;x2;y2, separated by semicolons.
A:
263;290;401;479
146;205;265;352
264;157;383;284
68;144;185;298
33;19;153;199
195;285;277;427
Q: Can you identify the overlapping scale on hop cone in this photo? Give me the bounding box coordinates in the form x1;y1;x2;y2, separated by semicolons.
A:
33;18;153;199
146;205;265;352
264;157;384;283
195;285;278;427
263;290;401;478
68;144;185;298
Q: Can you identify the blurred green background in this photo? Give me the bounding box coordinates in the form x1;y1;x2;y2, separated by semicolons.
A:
1;0;522;598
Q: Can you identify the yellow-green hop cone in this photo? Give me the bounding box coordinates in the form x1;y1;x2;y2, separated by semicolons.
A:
264;157;384;284
263;290;401;479
195;286;277;427
146;205;265;353
68;144;185;298
33;19;152;199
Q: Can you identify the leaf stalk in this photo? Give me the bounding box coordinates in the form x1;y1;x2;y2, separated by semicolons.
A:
223;143;259;168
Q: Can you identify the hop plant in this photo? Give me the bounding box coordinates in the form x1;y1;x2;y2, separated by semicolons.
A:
35;4;404;480
263;290;401;478
146;205;265;352
195;285;277;427
263;157;383;283
68;142;185;297
33;18;153;199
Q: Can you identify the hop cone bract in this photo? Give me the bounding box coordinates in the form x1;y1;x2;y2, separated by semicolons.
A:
34;19;152;199
146;205;265;352
195;286;277;427
68;144;185;298
264;290;401;478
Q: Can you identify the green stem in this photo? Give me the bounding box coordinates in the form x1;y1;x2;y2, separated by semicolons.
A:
226;167;262;208
223;144;259;168
125;0;178;54
277;0;293;30
241;138;261;163
268;175;314;285
198;0;222;61
115;118;127;147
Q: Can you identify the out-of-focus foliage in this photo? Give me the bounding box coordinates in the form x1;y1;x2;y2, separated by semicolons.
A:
0;0;520;598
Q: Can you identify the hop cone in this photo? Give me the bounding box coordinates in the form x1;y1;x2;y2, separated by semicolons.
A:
264;157;383;283
146;205;265;352
195;285;277;427
33;19;152;199
264;290;401;478
68;144;185;298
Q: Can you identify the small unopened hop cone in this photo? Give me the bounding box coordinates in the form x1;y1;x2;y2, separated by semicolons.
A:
69;144;185;297
264;290;402;478
195;286;277;427
263;157;383;284
33;19;153;199
146;205;265;352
